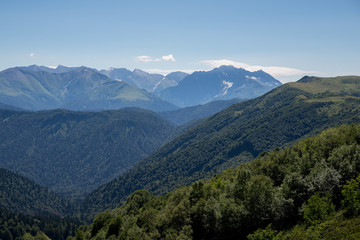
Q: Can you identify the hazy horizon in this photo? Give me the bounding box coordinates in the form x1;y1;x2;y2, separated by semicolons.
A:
1;0;359;83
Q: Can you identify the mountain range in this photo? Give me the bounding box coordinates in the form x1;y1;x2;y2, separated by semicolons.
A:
79;76;360;219
0;67;177;111
0;65;282;111
100;68;189;93
19;65;189;94
159;65;282;107
19;64;83;73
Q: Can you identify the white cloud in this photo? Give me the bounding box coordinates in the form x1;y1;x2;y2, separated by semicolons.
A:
135;54;176;63
29;53;35;58
162;54;176;62
136;59;317;83
135;56;156;62
201;59;318;83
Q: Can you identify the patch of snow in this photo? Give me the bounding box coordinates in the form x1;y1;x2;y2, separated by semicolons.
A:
215;80;233;98
152;76;166;91
222;80;233;95
245;75;260;81
246;75;280;87
246;75;276;86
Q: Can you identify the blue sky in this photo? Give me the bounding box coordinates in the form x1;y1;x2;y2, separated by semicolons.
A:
0;0;359;82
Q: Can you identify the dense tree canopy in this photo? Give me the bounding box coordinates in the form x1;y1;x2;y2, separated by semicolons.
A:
81;76;360;219
0;108;176;198
73;123;360;239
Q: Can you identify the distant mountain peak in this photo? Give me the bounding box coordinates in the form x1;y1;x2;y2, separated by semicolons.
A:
298;75;318;83
216;65;238;70
133;68;147;74
101;68;188;93
159;66;282;107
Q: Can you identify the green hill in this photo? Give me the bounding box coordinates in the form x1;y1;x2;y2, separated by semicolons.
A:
0;108;176;198
0;168;70;216
71;123;360;239
80;76;360;219
0;207;80;240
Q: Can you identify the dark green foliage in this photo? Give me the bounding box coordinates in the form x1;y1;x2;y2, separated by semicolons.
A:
189;182;205;206
106;216;123;238
0;108;176;197
74;123;360;239
0;207;80;240
91;211;112;237
0;168;70;216
81;76;360;218
342;174;360;216
303;193;335;226
125;190;156;215
247;224;278;240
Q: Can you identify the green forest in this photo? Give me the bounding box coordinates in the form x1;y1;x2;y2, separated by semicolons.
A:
71;123;360;239
0;207;80;240
80;76;360;219
0;108;177;198
1;76;360;239
0;168;71;216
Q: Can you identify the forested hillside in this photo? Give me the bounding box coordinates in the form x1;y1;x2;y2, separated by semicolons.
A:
0;168;80;239
0;168;70;216
0;207;80;240
80;76;360;218
71;123;360;239
0;108;176;197
159;98;244;125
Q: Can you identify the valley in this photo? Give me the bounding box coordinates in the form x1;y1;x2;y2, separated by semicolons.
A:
0;108;176;197
0;66;359;240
